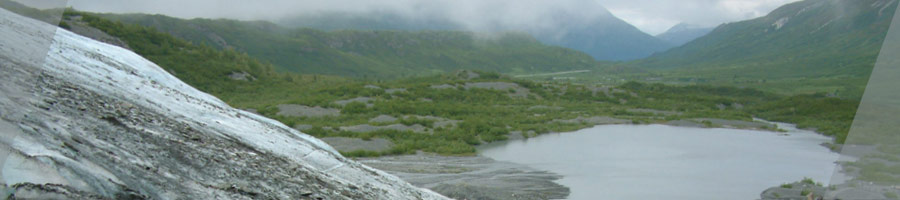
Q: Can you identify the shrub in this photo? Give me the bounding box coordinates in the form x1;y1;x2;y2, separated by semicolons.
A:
341;102;368;114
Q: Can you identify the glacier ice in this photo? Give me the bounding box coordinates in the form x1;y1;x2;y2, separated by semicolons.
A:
0;7;445;200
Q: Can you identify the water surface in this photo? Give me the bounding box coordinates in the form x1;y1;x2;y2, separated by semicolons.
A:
479;124;839;200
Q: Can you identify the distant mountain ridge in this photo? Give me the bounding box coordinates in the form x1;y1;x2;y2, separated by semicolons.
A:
655;23;714;46
97;13;597;78
640;0;895;72
526;8;674;61
629;0;896;97
277;11;463;31
0;6;447;199
278;6;673;61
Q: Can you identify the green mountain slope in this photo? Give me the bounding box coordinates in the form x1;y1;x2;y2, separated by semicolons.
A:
54;9;858;157
630;0;896;97
655;23;714;46
94;13;597;78
531;9;673;61
59;10;349;105
278;7;674;61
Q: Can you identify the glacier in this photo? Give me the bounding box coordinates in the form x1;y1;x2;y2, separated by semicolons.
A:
0;7;446;200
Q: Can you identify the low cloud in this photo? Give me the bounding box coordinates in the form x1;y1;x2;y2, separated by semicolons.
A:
67;0;801;35
600;0;802;34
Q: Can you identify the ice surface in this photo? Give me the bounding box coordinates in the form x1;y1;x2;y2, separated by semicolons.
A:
0;7;445;199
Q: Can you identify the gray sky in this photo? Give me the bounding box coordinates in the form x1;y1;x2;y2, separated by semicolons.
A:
600;0;802;34
66;0;801;35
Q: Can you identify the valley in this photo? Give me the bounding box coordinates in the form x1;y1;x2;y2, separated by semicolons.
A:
1;0;897;199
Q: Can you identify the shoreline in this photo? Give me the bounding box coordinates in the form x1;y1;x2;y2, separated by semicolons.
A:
477;116;834;150
353;117;839;200
357;152;570;200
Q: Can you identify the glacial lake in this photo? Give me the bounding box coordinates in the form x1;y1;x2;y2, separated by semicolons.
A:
479;123;840;200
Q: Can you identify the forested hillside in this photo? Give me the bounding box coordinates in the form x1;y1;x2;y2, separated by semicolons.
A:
626;0;896;98
52;10;858;157
278;7;674;61
95;13;597;78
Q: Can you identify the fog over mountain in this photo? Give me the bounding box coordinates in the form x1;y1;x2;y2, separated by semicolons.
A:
656;23;715;46
272;2;674;60
63;0;801;60
67;0;800;36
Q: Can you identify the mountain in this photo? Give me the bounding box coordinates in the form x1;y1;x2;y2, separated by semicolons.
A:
631;0;897;97
93;13;597;78
279;7;674;61
0;7;445;199
526;8;674;61
278;10;462;31
655;23;715;46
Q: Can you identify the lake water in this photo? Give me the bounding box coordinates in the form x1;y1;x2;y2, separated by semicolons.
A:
479;123;840;200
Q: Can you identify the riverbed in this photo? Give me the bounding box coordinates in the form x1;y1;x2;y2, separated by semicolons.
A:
479;123;840;200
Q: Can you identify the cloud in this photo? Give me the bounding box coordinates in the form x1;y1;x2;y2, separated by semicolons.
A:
600;0;802;34
67;0;801;35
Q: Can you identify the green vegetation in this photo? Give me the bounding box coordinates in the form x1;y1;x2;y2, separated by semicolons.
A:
553;0;893;100
800;189;812;196
800;177;822;186
848;156;900;184
751;94;859;143
886;192;899;199
59;9;859;157
95;13;597;78
0;0;63;23
61;10;349;101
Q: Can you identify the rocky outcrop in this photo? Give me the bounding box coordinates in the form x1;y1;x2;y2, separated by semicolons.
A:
0;8;445;199
359;153;569;200
276;104;341;118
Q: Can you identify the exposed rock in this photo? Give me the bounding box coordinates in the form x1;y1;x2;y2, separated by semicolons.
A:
760;182;827;200
340;124;429;133
626;108;682;116
552;116;632;125
773;17;790;30
454;70;480;80
334;97;374;107
293;124;314;131
527;105;563;111
242;108;259;114
1;183;114;200
60;15;131;50
404;115;459;129
321;137;395;152
700;118;771;129
828;187;891;200
430;84;456;89
464;82;516;90
507;131;525;140
226;71;256;81
0;9;444;199
369;115;399;123
761;179;900;200
205;32;233;50
364;85;382;89
359;153;569;200
716;103;727;110
385;88;407;94
665;120;705;128
434;120;460;129
464;82;532;98
276;104;340;117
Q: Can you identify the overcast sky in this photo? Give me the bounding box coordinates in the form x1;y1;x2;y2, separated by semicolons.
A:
66;0;801;35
